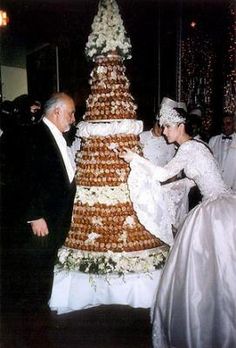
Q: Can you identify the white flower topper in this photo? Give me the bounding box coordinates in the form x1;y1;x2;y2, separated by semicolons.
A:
85;0;132;60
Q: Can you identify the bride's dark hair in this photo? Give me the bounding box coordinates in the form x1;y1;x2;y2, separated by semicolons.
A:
174;107;198;136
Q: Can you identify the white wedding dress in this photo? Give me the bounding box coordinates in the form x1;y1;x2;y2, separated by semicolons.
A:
128;140;236;348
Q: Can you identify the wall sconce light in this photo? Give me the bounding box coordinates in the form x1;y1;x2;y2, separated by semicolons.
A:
0;10;9;27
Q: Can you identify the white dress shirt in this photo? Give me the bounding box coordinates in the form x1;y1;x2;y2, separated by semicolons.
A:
209;132;236;191
43;117;75;183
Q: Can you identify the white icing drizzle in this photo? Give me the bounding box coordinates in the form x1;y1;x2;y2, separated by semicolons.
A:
76;119;143;138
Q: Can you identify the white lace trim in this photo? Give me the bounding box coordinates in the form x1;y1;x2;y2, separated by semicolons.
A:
159;104;185;126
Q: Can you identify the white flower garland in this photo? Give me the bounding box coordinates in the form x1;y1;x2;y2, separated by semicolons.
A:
75;183;130;206
57;246;169;276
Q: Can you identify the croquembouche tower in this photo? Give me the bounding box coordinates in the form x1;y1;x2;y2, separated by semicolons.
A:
50;0;168;312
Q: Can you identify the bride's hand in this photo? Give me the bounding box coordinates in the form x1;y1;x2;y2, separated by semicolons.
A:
118;148;136;163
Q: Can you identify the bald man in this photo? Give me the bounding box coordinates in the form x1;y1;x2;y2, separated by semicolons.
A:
2;93;76;314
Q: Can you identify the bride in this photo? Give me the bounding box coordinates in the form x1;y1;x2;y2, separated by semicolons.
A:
120;104;236;348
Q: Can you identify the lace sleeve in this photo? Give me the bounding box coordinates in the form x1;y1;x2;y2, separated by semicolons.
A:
131;147;187;182
128;158;174;246
126;147;191;246
154;146;188;181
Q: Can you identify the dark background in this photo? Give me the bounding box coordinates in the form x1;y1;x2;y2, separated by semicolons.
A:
0;0;230;129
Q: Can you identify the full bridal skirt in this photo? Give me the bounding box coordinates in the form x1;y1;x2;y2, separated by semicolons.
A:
152;193;236;348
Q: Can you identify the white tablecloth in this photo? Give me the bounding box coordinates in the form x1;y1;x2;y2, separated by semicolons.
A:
50;269;162;314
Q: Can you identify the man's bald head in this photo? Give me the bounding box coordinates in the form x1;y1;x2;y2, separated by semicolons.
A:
44;93;75;133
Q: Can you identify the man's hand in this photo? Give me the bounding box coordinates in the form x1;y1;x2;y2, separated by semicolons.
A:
30;218;49;237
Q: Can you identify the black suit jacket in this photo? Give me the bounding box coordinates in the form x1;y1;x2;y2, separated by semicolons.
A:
24;121;76;248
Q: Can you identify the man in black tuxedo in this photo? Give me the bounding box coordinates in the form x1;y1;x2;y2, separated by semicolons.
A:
1;92;76;313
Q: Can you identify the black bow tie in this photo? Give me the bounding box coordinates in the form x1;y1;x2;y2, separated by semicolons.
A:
222;135;232;140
